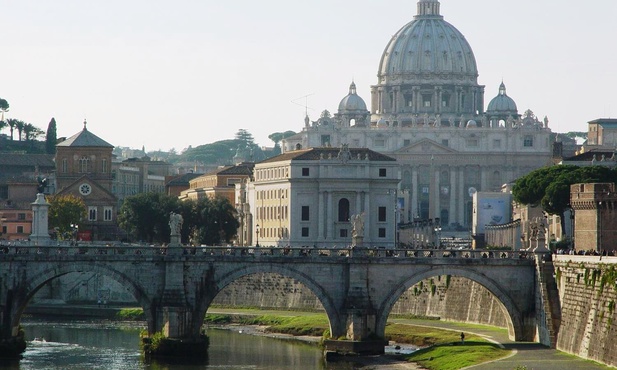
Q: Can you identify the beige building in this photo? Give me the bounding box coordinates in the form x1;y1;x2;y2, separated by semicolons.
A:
571;183;617;252
245;146;400;248
283;0;553;230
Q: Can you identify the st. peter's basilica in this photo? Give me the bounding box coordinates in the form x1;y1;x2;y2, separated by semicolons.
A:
283;0;553;229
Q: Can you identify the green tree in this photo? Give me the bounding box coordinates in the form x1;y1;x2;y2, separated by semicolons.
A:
23;123;44;141
186;196;238;245
118;193;183;243
513;165;617;234
0;98;8;114
14;120;25;141
48;195;87;239
268;131;297;145
5;118;20;140
46;118;58;154
234;129;255;147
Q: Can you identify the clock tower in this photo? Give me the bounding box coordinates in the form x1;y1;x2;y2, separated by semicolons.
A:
55;120;118;240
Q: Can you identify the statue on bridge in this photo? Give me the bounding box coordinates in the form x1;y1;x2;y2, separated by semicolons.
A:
169;212;183;237
351;213;365;239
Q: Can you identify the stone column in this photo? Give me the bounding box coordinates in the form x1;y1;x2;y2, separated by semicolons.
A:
30;194;51;246
318;191;325;240
411;168;419;219
364;194;371;242
327;192;333;241
355;191;362;216
449;168;457;226
458;167;466;225
431;167;440;220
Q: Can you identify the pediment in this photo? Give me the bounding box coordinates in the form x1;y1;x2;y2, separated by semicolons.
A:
395;139;458;154
57;175;117;202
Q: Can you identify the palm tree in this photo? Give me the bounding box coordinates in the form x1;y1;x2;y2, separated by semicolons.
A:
23;123;44;141
14;120;25;141
5;118;20;140
0;119;7;135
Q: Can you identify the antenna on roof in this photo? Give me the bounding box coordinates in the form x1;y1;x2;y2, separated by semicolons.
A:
291;93;315;117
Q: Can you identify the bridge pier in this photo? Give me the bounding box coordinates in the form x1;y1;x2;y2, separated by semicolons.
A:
324;308;387;356
142;258;208;359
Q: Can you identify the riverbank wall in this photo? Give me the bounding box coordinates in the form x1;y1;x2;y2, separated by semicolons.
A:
553;256;617;366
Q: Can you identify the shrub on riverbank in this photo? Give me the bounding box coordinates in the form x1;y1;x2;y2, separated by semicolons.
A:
116;308;145;321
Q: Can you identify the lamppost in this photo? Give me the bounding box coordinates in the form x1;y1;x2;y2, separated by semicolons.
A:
256;223;260;247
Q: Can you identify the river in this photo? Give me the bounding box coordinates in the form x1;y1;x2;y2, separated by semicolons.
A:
1;320;331;370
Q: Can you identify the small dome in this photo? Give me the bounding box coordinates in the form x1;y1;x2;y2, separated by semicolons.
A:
487;82;518;113
466;120;477;128
338;82;368;113
377;117;388;127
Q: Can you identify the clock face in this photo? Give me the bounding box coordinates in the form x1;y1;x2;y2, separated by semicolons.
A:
79;183;92;196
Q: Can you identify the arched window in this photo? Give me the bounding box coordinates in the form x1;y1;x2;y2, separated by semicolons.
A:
295;144;302;150
338;198;350;222
79;156;90;173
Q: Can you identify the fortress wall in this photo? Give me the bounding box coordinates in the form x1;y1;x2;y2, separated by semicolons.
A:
553;258;617;366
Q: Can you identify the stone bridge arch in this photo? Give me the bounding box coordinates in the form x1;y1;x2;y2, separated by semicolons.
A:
375;266;525;341
195;264;343;337
10;262;157;333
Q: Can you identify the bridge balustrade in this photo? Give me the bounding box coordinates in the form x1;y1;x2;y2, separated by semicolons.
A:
0;243;534;261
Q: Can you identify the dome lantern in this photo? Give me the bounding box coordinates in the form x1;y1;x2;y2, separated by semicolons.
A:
417;0;441;18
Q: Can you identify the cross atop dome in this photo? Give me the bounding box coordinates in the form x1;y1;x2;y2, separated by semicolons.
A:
417;0;441;17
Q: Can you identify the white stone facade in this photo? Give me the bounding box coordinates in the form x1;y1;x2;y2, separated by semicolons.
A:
247;147;400;248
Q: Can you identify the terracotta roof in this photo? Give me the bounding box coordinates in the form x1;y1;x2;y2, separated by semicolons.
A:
165;173;201;186
259;147;396;164
57;127;113;148
203;162;255;177
563;149;616;162
0;153;55;168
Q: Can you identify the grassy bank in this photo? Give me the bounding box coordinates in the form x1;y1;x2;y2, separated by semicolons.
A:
122;308;510;369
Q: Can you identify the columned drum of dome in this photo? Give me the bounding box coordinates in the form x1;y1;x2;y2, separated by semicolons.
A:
486;82;520;128
336;81;370;127
371;0;485;127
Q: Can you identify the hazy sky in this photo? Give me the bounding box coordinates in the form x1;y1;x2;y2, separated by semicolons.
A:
2;0;616;151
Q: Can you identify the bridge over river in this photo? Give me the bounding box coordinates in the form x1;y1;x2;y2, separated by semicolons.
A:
0;243;556;357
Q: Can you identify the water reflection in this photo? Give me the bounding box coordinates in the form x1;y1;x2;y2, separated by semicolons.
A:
8;320;328;370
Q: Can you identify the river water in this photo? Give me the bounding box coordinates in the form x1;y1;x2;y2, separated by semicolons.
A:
1;320;331;370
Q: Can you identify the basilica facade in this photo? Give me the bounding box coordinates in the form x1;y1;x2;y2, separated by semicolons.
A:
283;0;553;229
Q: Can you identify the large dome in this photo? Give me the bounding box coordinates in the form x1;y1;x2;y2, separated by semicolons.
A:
378;0;478;84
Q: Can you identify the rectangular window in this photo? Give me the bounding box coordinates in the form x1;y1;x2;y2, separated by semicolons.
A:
301;206;310;221
17;226;24;233
340;229;348;238
379;168;387;177
375;139;385;147
17;213;26;221
102;159;108;173
403;139;410;147
0;185;8;199
378;228;386;238
466;139;478;147
441;139;449;147
301;227;309;237
302;168;310;177
378;206;387;222
88;207;97;222
321;135;331;146
2;226;6;234
62;158;68;173
104;207;113;222
524;136;534;147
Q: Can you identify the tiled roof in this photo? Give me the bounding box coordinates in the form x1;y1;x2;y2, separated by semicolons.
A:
200;163;255;177
259;147;396;164
57;128;113;148
166;173;201;186
563;149;616;162
0;154;55;167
